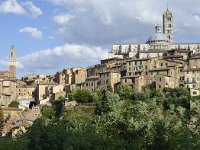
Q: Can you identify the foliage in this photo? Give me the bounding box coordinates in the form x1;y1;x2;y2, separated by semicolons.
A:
54;96;66;117
8;101;19;108
41;107;55;119
0;86;200;149
0;137;29;150
68;89;93;103
0;109;3;132
95;90;120;115
116;84;134;100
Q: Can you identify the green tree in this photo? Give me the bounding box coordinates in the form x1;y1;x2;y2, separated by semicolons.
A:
0;109;3;133
116;84;135;100
8;101;19;108
95;90;120;115
54;97;65;117
41;107;55;119
69;89;92;103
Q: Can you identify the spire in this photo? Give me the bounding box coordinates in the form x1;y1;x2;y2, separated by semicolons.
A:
167;3;169;11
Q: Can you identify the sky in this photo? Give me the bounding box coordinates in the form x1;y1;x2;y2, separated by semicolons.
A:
1;0;200;78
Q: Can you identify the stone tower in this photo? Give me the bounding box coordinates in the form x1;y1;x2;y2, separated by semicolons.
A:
163;7;173;43
9;45;16;79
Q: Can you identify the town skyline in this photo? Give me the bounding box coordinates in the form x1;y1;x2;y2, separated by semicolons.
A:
1;0;200;77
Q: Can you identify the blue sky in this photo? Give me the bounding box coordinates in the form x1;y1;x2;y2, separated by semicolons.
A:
1;0;200;77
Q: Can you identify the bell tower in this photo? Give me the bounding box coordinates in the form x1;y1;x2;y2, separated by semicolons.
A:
9;45;16;79
163;7;173;43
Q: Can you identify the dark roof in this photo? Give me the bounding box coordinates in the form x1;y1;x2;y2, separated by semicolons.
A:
86;76;99;80
126;58;150;62
139;49;167;53
121;75;141;79
148;68;170;71
183;68;200;72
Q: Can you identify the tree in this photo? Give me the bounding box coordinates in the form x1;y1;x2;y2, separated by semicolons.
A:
54;97;65;117
0;109;3;134
68;89;92;103
41;107;55;119
95;90;120;115
8;101;19;108
116;84;135;100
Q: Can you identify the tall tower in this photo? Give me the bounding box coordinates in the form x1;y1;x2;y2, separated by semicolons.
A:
163;7;173;43
9;45;16;79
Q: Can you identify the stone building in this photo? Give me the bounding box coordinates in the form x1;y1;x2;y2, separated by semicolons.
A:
0;79;17;106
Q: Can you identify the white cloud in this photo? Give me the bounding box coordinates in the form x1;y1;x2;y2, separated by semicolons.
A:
0;0;26;15
46;0;200;45
0;44;108;75
19;27;43;39
53;14;74;26
22;1;43;18
0;0;42;18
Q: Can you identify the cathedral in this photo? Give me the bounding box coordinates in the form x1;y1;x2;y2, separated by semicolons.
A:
109;8;200;59
0;46;17;107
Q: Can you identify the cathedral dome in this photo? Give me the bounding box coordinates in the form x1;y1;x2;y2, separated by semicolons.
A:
146;24;168;44
147;32;168;43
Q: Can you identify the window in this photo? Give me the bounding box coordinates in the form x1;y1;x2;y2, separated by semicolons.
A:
161;63;163;66
193;91;197;95
106;79;109;84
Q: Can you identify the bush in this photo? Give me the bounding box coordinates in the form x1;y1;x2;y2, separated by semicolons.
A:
69;89;93;103
8;101;19;108
116;84;135;100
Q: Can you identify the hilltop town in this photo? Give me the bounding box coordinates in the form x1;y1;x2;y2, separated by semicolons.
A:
0;7;200;149
1;8;200;108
